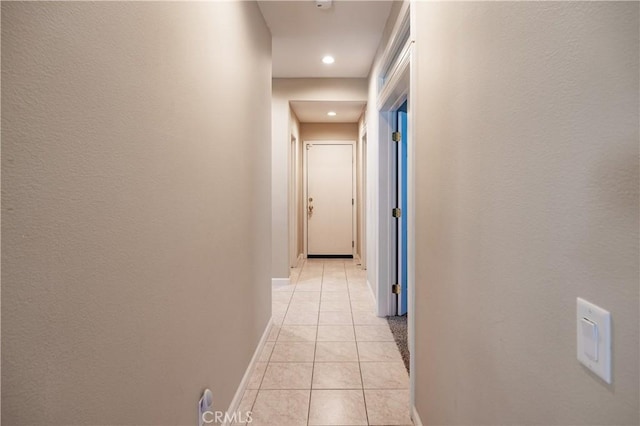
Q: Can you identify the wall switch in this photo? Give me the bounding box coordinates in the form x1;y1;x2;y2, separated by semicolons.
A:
577;298;611;384
580;317;598;361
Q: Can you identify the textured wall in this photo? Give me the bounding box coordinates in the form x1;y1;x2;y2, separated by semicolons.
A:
413;2;639;424
2;2;271;424
301;123;359;142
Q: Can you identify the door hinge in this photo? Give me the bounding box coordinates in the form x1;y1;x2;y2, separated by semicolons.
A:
392;284;401;294
352;198;354;205
392;208;402;218
392;132;401;142
352;241;354;248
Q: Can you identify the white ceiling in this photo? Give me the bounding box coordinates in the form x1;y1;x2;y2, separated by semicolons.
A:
259;1;392;123
290;100;366;123
258;1;393;79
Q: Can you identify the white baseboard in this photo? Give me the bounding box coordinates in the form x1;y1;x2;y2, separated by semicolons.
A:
223;317;272;426
271;277;290;289
411;405;424;426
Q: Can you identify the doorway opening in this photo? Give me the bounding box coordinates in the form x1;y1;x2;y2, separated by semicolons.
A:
393;100;408;316
374;5;414;393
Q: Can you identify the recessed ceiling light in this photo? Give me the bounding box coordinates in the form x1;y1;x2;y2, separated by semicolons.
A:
327;111;337;116
322;56;335;65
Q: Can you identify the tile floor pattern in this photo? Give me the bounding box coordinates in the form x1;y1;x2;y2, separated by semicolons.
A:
235;259;413;426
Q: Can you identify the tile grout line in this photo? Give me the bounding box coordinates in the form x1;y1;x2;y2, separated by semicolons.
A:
345;260;371;426
293;258;312;426
306;260;323;426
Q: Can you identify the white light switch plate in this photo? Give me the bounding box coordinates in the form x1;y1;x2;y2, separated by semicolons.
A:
577;298;611;384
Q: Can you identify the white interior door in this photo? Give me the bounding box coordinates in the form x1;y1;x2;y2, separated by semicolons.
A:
306;143;353;256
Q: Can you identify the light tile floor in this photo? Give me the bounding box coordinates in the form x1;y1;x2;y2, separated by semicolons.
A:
236;259;413;426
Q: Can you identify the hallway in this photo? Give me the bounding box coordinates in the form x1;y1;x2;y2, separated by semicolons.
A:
2;2;638;425
239;259;412;425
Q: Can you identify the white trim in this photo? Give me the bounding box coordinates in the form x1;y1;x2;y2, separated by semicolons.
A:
411;405;424;426
289;135;298;268
223;317;273;426
296;253;305;268
359;132;367;270
271;278;290;289
376;108;394;318
377;1;411;93
359;116;367;136
352;141;357;260
378;41;413;112
376;49;412;318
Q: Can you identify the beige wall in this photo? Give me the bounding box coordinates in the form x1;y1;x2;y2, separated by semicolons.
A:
272;79;367;278
1;2;272;424
300;123;359;142
271;95;290;278
289;109;302;266
274;78;368;102
413;2;639;424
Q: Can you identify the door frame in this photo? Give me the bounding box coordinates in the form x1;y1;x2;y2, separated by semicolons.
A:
303;140;356;258
359;131;368;269
376;43;412;317
289;135;299;268
394;103;409;316
375;16;417;413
